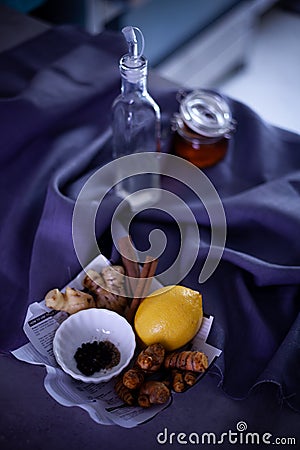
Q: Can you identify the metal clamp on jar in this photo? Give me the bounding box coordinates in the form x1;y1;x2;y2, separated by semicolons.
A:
171;90;236;168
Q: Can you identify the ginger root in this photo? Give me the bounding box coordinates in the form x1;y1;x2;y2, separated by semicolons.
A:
101;265;125;295
83;269;127;315
164;351;208;373
136;343;165;372
138;381;170;408
45;287;95;315
44;265;128;316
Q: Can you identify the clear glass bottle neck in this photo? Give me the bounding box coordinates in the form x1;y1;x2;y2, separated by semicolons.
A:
121;74;147;95
119;54;148;95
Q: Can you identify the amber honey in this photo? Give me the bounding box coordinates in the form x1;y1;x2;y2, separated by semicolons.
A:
173;122;228;168
172;89;235;168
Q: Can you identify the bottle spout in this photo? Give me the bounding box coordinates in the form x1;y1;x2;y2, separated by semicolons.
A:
122;26;144;59
122;26;138;58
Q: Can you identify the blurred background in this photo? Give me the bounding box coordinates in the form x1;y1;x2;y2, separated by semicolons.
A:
1;0;299;133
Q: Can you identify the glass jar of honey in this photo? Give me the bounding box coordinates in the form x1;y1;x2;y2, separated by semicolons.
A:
172;90;236;168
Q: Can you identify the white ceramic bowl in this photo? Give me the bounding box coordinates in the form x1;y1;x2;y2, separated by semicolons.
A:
53;308;136;383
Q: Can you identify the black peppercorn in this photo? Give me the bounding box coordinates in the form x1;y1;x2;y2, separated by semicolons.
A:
74;340;120;376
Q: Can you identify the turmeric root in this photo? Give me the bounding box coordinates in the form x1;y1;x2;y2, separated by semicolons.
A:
123;368;145;390
114;378;136;406
116;346;207;408
171;370;198;392
83;269;127;315
138;381;170;408
171;370;185;393
164;351;208;373
184;370;198;386
136;343;165;372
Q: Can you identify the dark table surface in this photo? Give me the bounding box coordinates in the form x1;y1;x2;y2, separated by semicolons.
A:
0;7;299;450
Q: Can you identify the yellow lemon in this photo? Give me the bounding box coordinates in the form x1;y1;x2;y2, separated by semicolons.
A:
134;285;203;351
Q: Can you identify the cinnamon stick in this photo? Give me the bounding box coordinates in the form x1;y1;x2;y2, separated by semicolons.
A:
126;257;158;323
125;298;140;324
118;235;140;296
133;256;158;299
118;235;159;323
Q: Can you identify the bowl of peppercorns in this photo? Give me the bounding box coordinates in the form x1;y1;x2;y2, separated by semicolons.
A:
53;308;136;383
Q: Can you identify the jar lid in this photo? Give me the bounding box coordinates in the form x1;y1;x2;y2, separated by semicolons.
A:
179;90;236;138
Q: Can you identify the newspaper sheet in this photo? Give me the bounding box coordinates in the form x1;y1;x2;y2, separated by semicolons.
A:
12;253;222;428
